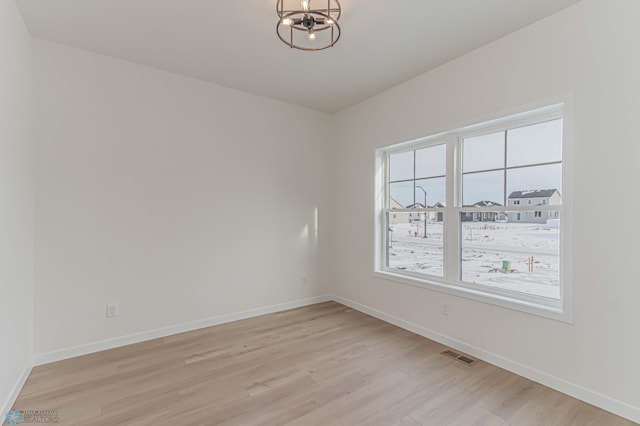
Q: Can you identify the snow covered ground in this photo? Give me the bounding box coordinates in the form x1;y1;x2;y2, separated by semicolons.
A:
388;220;560;299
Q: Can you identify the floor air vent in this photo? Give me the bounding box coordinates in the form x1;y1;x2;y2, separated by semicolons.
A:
441;349;478;366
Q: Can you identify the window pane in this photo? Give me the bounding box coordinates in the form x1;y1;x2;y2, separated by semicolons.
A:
389;181;414;208
462;170;504;206
507;119;562;167
415;177;445;207
389;151;414;182
415;144;446;178
387;212;444;277
506;164;562;206
463;131;504;173
460;211;560;299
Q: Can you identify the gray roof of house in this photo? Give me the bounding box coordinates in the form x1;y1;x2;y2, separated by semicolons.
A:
508;189;558;199
475;200;502;207
462;200;503;208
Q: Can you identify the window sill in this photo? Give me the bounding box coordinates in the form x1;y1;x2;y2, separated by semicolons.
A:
372;269;573;323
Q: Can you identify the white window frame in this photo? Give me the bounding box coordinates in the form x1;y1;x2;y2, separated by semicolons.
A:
373;102;574;323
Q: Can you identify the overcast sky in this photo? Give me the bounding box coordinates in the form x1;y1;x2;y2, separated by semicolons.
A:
389;119;562;207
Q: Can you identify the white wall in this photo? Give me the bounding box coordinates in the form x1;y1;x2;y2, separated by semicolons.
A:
0;0;34;413
332;0;640;419
33;40;332;355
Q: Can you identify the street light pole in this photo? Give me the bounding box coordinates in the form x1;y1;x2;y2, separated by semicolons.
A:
416;186;427;238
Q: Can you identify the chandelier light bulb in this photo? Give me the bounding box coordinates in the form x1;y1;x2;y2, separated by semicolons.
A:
326;18;334;25
301;0;310;11
282;18;293;26
308;31;316;41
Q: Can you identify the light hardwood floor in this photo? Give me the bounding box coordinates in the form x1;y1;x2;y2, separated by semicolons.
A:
10;302;636;425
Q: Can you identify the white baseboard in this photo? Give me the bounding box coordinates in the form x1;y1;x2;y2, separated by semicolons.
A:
331;294;640;424
1;362;32;418
33;295;332;366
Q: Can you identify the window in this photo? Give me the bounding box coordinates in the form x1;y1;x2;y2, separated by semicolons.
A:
375;104;572;321
387;144;446;277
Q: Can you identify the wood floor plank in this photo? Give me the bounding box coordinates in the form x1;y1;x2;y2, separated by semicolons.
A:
8;302;636;425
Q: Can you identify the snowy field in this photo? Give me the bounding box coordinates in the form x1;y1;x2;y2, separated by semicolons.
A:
388;221;560;299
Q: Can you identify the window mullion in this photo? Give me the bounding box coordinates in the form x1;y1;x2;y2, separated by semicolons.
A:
412;150;417;206
503;130;508;206
443;135;459;281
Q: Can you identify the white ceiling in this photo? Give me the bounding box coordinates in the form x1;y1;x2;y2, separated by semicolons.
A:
16;0;581;112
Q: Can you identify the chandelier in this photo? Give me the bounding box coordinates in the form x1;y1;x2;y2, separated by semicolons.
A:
276;0;341;51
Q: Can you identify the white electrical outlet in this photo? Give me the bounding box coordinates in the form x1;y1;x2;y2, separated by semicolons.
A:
441;303;449;316
106;303;118;318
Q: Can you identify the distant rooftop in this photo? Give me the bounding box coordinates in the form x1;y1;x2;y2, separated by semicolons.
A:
406;203;426;209
463;200;503;208
508;189;559;199
390;197;445;209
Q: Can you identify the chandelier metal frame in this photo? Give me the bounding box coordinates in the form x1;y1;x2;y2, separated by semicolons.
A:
276;0;342;51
